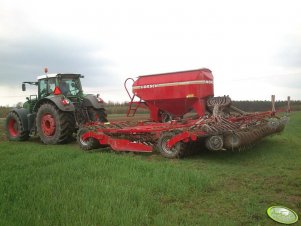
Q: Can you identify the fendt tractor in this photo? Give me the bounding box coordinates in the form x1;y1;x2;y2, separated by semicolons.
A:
5;69;107;144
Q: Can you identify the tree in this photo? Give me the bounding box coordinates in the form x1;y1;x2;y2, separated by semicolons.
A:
16;102;23;108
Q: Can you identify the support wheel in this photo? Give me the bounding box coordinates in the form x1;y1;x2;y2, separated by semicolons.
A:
5;111;29;141
205;135;224;151
77;127;99;151
36;103;74;144
157;132;184;158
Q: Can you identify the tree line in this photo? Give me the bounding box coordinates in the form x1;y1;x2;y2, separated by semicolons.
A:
0;100;300;118
232;100;301;112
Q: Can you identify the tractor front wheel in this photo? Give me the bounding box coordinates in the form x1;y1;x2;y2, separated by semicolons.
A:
36;103;74;144
157;132;184;158
5;111;29;141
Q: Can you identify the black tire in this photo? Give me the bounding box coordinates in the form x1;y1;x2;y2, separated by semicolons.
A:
159;110;172;123
77;127;99;151
157;132;185;158
36;103;75;144
5;111;29;141
88;107;108;122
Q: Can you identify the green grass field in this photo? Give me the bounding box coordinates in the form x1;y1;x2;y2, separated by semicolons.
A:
0;113;300;226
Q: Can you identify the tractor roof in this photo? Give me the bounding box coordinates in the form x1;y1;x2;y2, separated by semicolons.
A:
37;73;82;80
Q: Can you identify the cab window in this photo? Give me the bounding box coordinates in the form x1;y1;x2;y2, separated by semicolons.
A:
60;78;81;96
39;80;47;97
48;78;56;93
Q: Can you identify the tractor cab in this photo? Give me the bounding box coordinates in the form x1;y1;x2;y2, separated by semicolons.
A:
22;74;84;112
22;73;84;98
36;74;84;98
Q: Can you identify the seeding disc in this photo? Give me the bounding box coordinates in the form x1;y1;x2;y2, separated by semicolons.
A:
267;206;298;224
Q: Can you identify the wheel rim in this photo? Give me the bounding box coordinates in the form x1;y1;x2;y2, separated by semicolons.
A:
161;135;179;155
8;118;18;137
79;130;93;146
41;113;56;136
79;133;88;146
206;135;223;151
80;137;93;146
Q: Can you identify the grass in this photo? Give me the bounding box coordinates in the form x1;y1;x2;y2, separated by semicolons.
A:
0;113;300;225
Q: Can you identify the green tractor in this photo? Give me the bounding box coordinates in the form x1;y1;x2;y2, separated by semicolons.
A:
5;73;107;144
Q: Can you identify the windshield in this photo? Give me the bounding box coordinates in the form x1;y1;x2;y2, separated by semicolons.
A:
59;77;82;96
39;78;56;98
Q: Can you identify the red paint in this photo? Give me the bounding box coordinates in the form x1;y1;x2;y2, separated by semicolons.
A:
41;114;56;136
81;130;153;152
53;87;62;95
79;108;283;153
8;118;18;137
126;68;214;121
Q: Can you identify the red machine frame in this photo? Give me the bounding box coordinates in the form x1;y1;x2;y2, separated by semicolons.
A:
79;96;289;158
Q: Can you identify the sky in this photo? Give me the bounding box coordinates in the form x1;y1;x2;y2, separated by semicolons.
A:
0;0;301;106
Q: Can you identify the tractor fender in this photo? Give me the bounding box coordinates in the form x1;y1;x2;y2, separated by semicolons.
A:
82;94;105;109
9;108;30;131
34;96;75;112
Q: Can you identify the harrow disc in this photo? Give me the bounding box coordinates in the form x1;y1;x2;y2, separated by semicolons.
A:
224;133;241;150
205;135;224;151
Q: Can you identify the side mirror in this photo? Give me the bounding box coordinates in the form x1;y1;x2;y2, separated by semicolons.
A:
22;83;26;91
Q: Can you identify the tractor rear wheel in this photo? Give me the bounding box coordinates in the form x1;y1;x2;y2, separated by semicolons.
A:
77;127;99;151
88;107;108;122
36;103;75;144
157;132;185;158
5;111;29;141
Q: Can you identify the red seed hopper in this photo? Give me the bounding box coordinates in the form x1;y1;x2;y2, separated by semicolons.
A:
125;68;214;122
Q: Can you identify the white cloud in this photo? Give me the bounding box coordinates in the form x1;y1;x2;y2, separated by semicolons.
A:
0;0;301;106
